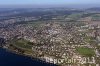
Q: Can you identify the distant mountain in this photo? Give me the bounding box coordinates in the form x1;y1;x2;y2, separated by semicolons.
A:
87;7;100;11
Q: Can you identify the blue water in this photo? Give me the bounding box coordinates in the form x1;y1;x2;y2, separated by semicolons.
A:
0;48;57;66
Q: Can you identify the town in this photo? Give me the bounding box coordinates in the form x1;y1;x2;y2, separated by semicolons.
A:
0;8;100;66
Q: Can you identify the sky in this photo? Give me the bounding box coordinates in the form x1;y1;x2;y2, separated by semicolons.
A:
0;0;99;5
0;0;100;8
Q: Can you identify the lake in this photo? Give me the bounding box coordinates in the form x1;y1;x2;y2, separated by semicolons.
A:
0;48;57;66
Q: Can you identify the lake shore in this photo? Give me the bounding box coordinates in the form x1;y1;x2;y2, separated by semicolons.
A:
2;45;58;66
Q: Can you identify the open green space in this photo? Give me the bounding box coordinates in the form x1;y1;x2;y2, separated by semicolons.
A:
14;39;33;50
76;47;95;57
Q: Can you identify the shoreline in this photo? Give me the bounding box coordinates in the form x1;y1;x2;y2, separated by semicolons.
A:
2;46;58;66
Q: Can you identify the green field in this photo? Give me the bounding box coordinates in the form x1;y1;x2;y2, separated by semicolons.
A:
76;47;95;57
14;39;33;50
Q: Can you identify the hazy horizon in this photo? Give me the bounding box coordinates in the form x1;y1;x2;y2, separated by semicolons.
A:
0;0;100;8
0;4;100;9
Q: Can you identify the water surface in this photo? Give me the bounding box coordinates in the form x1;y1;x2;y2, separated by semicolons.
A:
0;48;57;66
